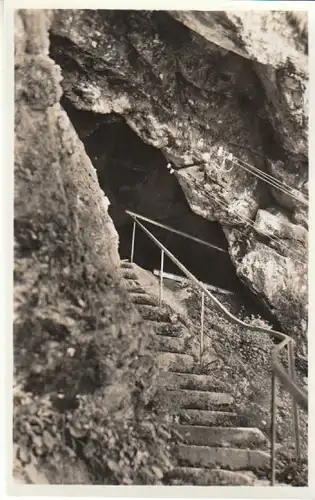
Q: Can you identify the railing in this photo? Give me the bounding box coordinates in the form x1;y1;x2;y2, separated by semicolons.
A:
126;210;308;485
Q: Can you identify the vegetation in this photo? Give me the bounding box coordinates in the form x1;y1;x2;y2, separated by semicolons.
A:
13;266;178;484
13;383;178;484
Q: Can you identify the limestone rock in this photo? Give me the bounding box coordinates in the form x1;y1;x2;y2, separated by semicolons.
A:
226;237;307;339
171;10;308;157
254;209;307;250
49;10;308;338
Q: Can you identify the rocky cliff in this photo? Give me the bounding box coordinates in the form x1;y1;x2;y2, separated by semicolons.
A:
14;9;175;484
49;10;308;342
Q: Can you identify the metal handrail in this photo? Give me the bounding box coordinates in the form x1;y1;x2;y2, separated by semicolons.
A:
126;210;228;253
126;210;308;485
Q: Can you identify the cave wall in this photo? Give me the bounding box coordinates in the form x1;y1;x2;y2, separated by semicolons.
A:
49;9;308;340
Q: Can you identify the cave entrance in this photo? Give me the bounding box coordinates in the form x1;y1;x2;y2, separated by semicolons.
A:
61;97;245;294
60;97;282;327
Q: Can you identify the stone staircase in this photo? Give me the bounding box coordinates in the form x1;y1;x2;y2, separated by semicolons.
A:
119;261;271;486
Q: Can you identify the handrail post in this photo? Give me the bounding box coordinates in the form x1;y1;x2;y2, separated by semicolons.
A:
130;221;136;263
159;249;164;305
271;371;277;486
288;339;301;462
200;291;205;362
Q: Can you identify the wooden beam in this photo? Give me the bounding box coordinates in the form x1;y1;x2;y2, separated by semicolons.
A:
153;269;235;296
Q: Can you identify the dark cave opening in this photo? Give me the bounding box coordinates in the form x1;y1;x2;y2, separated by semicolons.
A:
60;96;281;327
61;97;240;289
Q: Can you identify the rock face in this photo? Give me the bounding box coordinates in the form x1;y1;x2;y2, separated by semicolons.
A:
15;10;120;281
171;11;308;157
49;10;308;340
14;9;175;484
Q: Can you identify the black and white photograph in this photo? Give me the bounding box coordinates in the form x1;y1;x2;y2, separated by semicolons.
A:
11;5;309;491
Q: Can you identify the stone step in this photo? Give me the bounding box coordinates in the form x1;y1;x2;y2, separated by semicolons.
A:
137;305;171;322
130;293;158;306
157;371;228;392
254;478;286;486
157;353;195;373
168;467;256;486
173;424;268;449
179;409;244;427
165;389;234;410
150;321;183;337
120;270;139;281
154;336;186;353
120;260;134;269
122;283;146;294
177;444;270;471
